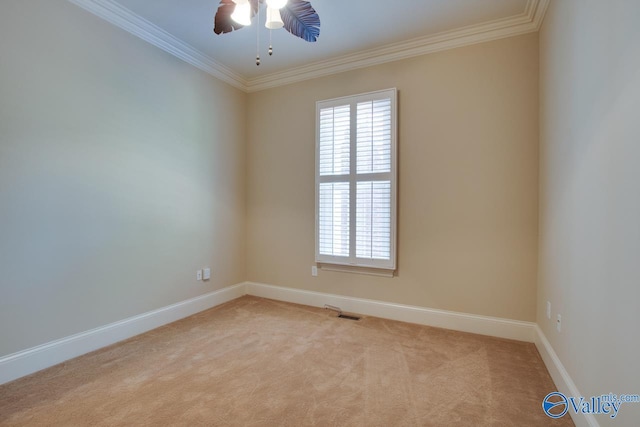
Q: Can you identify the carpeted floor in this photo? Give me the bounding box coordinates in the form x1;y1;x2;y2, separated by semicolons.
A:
0;296;573;426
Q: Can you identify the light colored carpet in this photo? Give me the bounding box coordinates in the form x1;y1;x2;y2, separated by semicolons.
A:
0;296;573;426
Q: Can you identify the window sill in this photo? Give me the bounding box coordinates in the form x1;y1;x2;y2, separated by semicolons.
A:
317;263;395;278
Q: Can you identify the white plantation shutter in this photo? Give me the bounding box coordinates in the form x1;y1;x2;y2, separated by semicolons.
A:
316;89;397;271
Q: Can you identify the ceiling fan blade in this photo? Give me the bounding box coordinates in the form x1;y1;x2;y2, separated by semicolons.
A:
213;0;243;34
281;0;320;42
214;0;262;35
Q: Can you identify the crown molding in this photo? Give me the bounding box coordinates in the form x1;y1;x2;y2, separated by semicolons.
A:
68;0;549;93
533;0;551;30
246;0;550;92
67;0;247;91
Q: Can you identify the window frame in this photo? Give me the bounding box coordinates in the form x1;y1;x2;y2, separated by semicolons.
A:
315;88;398;272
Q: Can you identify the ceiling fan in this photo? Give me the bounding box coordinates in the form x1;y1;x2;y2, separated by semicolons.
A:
213;0;321;65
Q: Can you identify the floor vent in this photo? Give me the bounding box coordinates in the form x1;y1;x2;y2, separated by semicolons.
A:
338;314;361;321
324;304;361;321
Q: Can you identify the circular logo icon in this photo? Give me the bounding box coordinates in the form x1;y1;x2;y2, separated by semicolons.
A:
543;392;568;418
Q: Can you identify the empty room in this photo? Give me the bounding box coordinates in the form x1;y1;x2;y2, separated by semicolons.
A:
1;0;638;426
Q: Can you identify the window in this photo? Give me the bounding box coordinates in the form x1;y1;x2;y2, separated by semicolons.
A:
315;88;397;271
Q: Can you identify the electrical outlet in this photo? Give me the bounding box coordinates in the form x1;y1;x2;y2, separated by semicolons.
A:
311;266;318;277
196;270;203;281
203;268;211;280
546;301;551;319
556;314;562;332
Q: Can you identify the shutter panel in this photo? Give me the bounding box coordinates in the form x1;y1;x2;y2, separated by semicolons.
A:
355;98;392;261
356;99;391;174
318;182;350;257
356;181;391;260
319;105;350;176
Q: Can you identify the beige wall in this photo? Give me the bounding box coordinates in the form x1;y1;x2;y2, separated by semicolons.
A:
539;1;640;425
7;5;638;419
0;0;246;356
247;33;539;321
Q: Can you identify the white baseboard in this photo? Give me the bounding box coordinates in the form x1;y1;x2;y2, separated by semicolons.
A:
0;281;547;387
245;282;536;342
0;283;246;385
534;326;599;427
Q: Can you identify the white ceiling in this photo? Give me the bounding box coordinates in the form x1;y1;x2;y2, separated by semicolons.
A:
71;0;548;91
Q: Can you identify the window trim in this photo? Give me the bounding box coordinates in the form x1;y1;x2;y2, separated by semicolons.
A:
315;88;398;272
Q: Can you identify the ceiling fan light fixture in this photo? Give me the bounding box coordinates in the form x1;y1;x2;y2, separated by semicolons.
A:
231;1;252;26
266;0;288;10
265;7;284;30
214;0;320;66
